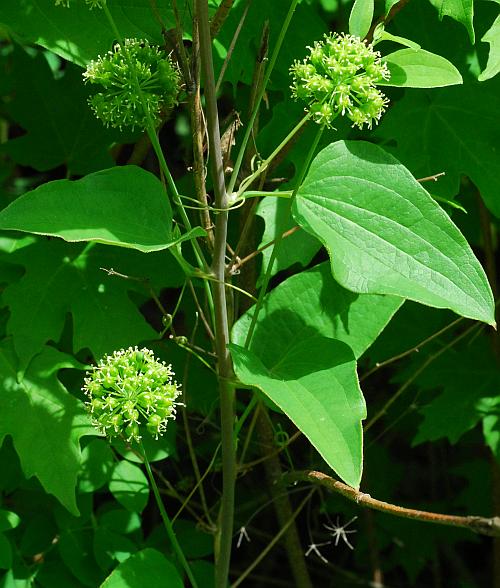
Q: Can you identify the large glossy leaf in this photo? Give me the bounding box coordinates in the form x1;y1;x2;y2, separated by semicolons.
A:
0;343;95;515
381;48;463;87
375;77;500;218
101;548;183;588
0;0;187;67
478;14;500;81
1;239;183;372
428;0;474;42
0;166;174;252
230;337;365;488
292;141;495;326
232;262;402;360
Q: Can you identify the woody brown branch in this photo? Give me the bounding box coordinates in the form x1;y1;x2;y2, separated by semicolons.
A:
285;470;500;537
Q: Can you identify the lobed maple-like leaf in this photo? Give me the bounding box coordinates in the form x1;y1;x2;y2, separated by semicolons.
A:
412;337;500;446
1;238;184;373
0;49;133;174
0;343;96;514
376;77;500;218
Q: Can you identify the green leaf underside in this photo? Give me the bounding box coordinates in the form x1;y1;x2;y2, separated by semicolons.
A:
232;262;403;360
381;48;463;87
0;166;179;252
478;14;500;82
1;239;182;372
0;343;95;514
349;0;374;39
230;339;366;488
428;0;475;43
101;548;183;588
293;141;495;326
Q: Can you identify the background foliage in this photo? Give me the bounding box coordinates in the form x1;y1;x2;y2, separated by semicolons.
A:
0;0;499;586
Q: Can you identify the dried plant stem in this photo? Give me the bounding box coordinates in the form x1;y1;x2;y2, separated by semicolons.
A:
210;0;235;39
286;471;500;537
189;9;214;248
227;0;300;195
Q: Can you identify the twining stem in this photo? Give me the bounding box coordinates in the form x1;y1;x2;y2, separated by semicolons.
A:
140;443;199;587
244;123;325;349
196;2;236;586
227;0;300;195
285;471;500;537
235;113;310;198
181;318;216;529
101;4;211;278
230;226;300;274
360;316;464;382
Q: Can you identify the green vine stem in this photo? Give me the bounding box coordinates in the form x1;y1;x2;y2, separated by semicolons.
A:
227;0;300;196
101;3;211;279
196;1;236;586
234;112;311;199
140;442;199;587
244;123;325;349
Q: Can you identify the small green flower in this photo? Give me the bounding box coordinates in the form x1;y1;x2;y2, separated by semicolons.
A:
290;32;390;129
83;347;182;442
83;38;181;130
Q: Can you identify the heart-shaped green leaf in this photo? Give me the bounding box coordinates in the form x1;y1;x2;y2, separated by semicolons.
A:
293;141;495;325
230;337;366;488
0;166;184;252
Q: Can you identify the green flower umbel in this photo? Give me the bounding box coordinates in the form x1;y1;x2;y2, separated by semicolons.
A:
83;38;181;129
83;347;182;442
290;33;390;129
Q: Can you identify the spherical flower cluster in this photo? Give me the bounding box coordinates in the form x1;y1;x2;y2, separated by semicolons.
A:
55;0;105;7
83;347;182;443
290;33;390;129
83;39;181;130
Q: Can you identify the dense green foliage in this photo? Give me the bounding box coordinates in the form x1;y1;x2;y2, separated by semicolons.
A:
0;0;499;586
